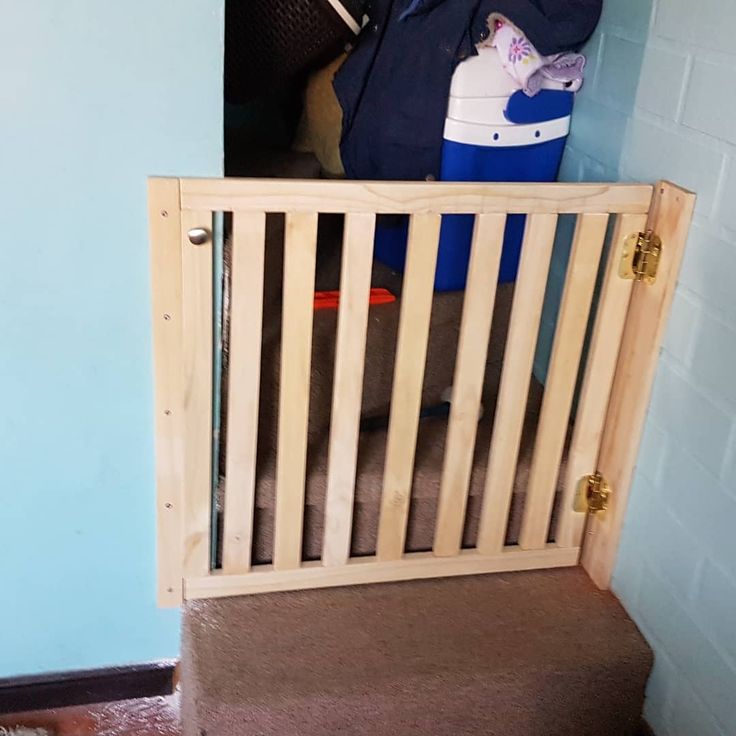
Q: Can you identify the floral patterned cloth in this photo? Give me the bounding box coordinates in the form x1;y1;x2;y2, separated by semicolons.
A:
491;17;585;96
491;19;545;93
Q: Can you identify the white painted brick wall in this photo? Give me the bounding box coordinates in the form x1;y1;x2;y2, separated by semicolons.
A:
562;2;736;734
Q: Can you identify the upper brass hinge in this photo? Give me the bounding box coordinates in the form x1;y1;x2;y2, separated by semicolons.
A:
574;472;611;517
620;230;662;285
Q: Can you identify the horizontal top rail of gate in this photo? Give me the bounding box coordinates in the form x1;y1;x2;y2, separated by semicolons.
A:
176;178;654;215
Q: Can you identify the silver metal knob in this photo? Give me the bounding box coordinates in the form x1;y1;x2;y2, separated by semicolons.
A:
188;227;211;246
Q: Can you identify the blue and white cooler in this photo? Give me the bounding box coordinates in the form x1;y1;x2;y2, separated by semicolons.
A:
374;46;575;291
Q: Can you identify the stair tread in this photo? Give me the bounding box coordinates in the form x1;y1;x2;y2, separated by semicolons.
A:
252;377;545;510
182;568;652;736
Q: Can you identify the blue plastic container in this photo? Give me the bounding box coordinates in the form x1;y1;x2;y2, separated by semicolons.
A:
374;128;570;289
438;124;570;288
374;47;575;291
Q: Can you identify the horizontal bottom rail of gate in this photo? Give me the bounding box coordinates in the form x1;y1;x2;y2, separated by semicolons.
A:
185;546;580;600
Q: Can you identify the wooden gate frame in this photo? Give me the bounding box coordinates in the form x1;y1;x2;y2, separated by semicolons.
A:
148;179;694;607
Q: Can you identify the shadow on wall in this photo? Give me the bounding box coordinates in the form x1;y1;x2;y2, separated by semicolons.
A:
534;0;655;383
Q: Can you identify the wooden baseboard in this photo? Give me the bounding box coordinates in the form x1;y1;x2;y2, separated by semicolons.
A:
0;660;177;714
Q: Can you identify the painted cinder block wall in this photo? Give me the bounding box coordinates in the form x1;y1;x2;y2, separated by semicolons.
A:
0;2;223;677
562;1;736;734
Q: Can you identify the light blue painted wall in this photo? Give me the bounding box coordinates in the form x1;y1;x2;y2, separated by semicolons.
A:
0;1;223;677
553;1;736;734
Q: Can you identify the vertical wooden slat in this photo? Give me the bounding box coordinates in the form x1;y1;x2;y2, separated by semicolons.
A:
476;214;558;555
149;178;185;607
376;214;442;561
583;182;696;588
322;214;377;566
433;215;506;557
555;213;647;549
180;208;215;578
222;212;267;573
519;214;609;550
274;212;319;571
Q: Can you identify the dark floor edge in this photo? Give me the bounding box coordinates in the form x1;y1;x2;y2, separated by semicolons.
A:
639;720;656;736
0;660;177;714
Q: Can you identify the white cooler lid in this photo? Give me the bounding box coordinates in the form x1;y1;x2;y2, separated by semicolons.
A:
447;96;511;126
450;46;521;98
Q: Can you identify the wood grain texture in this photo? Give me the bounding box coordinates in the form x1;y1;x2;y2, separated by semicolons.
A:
273;213;319;571
186;547;579;599
519;214;609;550
322;214;376;566
555;213;647;549
222;213;267;574
433;214;505;556
180;208;214;578
376;214;442;561
148;178;185;606
476;214;558;555
180;179;653;215
582;182;696;588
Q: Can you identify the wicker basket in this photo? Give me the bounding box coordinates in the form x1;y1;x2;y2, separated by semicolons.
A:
225;0;365;103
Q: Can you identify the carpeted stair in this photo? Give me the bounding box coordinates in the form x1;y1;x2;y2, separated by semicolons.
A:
182;568;652;736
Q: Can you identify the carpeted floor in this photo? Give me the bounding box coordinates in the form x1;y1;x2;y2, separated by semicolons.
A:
0;693;656;736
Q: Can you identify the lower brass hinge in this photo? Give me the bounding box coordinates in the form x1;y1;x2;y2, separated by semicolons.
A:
574;473;611;517
620;230;661;285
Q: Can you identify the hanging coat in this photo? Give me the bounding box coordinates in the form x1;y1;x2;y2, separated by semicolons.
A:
334;0;602;180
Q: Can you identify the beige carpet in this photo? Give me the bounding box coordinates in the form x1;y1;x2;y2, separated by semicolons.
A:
182;568;652;736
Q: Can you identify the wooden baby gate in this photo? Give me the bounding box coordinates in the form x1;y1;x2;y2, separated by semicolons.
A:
149;178;694;606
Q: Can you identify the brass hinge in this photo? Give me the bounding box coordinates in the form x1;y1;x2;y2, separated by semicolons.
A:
620;230;662;285
574;473;611;517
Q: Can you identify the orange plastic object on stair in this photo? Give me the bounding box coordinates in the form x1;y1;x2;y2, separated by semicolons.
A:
314;288;396;311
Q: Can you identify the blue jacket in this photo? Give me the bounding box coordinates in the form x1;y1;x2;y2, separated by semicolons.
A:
334;0;602;180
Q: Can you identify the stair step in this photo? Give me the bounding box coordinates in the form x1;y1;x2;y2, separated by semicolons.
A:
229;381;561;565
182;567;652;736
